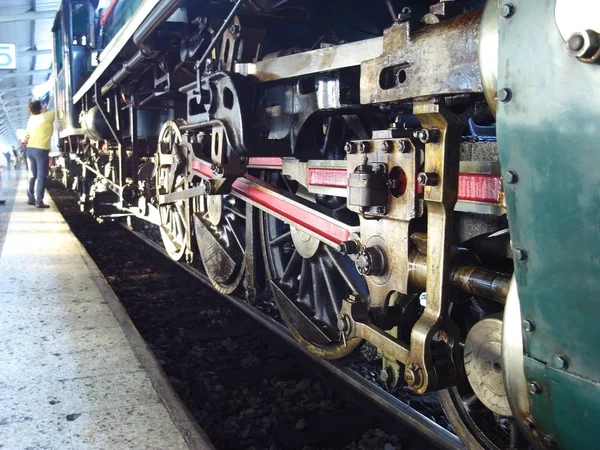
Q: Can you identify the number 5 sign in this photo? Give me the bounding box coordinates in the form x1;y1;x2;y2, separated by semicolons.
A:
0;44;17;70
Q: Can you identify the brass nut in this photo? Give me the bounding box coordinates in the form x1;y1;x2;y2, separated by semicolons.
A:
418;172;439;187
404;364;422;387
381;140;392;153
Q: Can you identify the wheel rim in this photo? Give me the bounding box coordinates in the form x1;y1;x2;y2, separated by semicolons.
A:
440;298;528;450
260;171;367;359
156;121;189;261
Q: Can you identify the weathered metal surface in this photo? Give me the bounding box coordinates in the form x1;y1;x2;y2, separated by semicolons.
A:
346;138;421;308
478;0;499;116
235;37;383;82
463;316;512;416
524;357;600;450
361;10;483;104
405;101;465;393
498;0;600;447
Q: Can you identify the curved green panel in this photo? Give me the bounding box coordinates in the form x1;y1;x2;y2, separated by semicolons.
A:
497;0;600;447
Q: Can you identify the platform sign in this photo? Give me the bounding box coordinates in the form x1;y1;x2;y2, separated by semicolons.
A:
0;44;17;70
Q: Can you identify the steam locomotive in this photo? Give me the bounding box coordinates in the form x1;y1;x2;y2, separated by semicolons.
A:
50;0;600;449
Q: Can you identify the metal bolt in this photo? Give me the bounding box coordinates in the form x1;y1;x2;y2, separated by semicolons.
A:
513;247;528;261
416;128;439;144
344;142;355;154
381;140;392;153
355;251;372;275
418;172;439;187
202;179;215;195
523;319;535;332
499;3;515;18
205;58;217;71
337;314;350;332
497;88;512;103
386;179;398;190
568;34;585;52
528;381;542;395
211;164;224;175
375;206;385;214
339;240;359;255
523;417;535;430
554;356;568;370
398;140;408;153
355;246;385;276
397;6;411;21
230;24;241;35
404;364;421;387
505;170;518;184
566;30;600;62
357;142;368;153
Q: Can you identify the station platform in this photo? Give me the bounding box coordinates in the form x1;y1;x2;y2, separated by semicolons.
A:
0;169;213;450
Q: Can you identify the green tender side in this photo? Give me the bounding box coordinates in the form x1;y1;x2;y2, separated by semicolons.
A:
498;0;600;448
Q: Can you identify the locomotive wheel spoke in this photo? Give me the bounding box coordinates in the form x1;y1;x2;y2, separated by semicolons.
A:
319;257;342;318
260;169;367;359
324;246;362;294
269;231;292;247
195;193;246;294
463;394;480;409
156;121;189;261
281;249;301;286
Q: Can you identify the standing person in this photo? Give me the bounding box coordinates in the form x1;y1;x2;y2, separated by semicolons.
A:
25;100;55;208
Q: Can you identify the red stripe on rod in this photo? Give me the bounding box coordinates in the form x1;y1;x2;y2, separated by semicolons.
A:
305;167;502;204
247;157;283;168
100;0;120;26
191;160;212;177
232;175;352;245
458;173;502;204
307;168;347;188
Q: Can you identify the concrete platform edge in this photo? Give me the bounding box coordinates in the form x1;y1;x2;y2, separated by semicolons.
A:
64;216;215;450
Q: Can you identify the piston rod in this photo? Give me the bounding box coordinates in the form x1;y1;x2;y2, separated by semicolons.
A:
408;250;510;303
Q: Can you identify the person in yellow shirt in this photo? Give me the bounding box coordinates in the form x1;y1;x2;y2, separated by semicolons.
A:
25;100;55;208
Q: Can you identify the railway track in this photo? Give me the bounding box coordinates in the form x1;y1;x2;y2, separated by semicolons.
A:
50;182;463;450
130;226;463;450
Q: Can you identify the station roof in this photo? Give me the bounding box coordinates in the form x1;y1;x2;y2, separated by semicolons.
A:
0;0;59;148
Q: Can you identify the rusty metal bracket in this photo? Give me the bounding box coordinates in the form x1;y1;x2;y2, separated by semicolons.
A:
360;10;483;104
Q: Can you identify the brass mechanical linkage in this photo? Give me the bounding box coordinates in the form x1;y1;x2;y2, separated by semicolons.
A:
408;232;509;303
338;101;490;394
405;100;465;394
337;241;510;379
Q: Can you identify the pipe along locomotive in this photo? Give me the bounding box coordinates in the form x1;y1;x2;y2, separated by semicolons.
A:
50;0;600;448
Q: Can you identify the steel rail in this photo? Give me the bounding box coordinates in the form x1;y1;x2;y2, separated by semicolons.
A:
124;225;464;450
